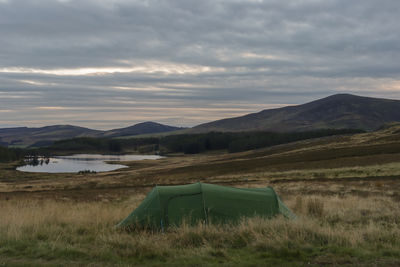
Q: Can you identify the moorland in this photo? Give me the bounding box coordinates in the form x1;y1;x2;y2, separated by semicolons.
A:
1;123;400;266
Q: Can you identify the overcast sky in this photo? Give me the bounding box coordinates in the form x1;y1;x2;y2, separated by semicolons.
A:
1;0;399;129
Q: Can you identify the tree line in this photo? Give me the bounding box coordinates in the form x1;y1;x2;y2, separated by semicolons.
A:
37;128;364;155
161;129;364;154
0;146;25;163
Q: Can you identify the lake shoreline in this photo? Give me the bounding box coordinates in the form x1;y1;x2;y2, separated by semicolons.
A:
16;154;163;174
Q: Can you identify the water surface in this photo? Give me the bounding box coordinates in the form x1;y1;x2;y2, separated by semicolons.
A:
17;154;163;173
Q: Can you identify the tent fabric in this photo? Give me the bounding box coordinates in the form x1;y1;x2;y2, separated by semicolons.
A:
116;182;295;229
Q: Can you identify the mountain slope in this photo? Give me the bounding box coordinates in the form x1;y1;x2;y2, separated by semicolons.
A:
0;125;102;147
191;94;400;133
102;121;182;137
0;122;181;147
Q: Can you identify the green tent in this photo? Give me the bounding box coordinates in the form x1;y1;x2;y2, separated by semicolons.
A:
117;182;295;229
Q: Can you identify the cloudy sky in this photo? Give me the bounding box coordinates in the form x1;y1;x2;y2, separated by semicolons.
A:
1;0;399;129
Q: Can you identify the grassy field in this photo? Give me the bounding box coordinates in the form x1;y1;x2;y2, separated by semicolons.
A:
1;194;399;266
1;124;400;266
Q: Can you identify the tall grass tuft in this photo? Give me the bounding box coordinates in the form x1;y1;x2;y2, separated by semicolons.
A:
306;198;324;217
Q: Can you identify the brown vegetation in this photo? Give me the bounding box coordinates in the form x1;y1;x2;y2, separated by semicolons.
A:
1;124;400;265
1;192;399;266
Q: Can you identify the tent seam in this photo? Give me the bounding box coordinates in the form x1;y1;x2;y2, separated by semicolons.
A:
200;182;208;225
267;186;280;215
155;185;164;230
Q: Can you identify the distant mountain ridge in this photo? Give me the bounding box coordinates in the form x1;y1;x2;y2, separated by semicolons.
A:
0;122;182;147
102;122;181;137
2;94;399;147
191;94;400;133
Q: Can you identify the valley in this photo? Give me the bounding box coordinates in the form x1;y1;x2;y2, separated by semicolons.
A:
1;124;400;265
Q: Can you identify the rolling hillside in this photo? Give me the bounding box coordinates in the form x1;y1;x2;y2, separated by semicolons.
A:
2;124;400;266
2;94;400;147
0;125;101;147
0;122;182;147
191;94;400;133
101;121;182;138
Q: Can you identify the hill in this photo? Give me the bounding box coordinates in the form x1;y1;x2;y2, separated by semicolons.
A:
0;122;182;147
0;125;101;147
101;121;182;138
191;94;400;132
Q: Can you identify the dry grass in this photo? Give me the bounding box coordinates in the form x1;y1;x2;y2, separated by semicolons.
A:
1;126;400;265
213;162;400;182
1;191;400;266
2;125;400;197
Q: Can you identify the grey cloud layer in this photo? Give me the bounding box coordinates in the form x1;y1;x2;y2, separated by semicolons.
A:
1;0;399;128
